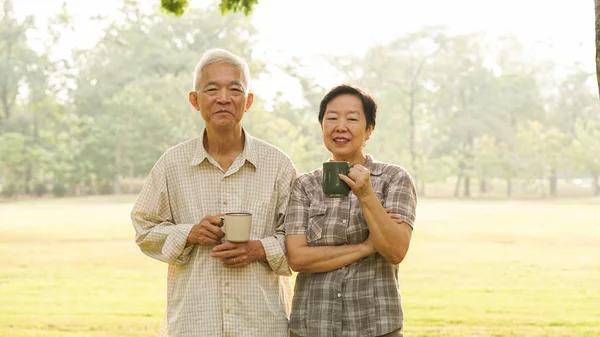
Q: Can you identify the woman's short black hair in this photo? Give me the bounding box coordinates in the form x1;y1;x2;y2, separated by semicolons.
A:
318;84;377;130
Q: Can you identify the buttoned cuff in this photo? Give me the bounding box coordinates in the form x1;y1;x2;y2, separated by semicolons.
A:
259;236;292;276
171;223;196;265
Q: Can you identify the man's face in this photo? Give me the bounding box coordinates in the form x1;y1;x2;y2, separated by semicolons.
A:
189;62;253;131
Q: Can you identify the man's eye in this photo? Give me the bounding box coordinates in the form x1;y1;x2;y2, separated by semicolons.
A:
349;118;358;121
326;117;337;120
231;88;242;92
205;88;217;92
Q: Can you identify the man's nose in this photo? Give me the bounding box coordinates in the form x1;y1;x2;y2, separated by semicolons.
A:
215;89;231;103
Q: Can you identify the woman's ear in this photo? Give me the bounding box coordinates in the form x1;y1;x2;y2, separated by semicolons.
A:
365;124;374;140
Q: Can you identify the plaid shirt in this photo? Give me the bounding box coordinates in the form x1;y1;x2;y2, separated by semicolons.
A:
131;130;296;337
284;155;417;337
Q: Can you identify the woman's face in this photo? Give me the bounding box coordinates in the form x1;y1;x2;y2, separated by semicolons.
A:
321;94;374;163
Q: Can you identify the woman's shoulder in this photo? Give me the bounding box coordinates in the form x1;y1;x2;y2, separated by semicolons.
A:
295;168;322;184
369;157;412;178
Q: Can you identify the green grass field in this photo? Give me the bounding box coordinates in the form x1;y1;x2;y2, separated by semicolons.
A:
1;196;599;336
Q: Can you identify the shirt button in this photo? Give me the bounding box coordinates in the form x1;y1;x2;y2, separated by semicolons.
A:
223;200;228;205
341;266;345;270
337;293;342;298
225;308;230;313
225;282;230;286
342;220;347;224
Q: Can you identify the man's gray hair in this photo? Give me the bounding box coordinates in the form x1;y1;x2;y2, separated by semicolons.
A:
192;48;251;94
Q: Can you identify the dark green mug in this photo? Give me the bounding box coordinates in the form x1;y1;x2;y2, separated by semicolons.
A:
322;161;351;198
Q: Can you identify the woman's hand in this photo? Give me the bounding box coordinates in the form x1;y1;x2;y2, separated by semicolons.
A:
339;164;374;199
361;235;377;256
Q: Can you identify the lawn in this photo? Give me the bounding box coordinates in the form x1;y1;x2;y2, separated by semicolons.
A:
0;196;599;336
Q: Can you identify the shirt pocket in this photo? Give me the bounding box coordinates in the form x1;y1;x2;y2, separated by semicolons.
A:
307;202;327;244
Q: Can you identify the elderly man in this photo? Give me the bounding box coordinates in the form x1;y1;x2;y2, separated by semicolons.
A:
131;48;296;337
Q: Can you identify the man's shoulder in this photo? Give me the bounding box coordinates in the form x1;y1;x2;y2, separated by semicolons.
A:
158;137;200;164
249;136;293;164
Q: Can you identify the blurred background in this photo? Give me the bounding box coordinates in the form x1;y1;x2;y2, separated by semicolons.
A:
1;0;599;336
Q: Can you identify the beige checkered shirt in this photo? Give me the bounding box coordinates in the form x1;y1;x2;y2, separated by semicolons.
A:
284;155;417;337
131;130;296;337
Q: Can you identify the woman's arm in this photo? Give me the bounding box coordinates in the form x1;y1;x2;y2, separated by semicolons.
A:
358;195;412;264
286;234;375;273
340;165;416;264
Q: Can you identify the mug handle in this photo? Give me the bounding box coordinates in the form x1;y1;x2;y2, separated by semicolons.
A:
219;216;226;233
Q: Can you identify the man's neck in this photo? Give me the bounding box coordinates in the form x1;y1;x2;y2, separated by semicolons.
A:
203;126;245;171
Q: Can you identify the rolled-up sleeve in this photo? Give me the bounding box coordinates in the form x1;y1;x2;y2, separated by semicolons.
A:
131;160;195;265
260;159;297;276
283;176;311;236
385;170;417;229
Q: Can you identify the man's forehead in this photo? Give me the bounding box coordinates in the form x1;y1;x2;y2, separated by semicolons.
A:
202;63;241;78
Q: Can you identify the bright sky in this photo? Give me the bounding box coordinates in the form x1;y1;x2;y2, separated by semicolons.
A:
13;0;595;102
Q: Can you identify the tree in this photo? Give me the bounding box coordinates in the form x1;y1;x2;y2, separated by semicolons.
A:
432;33;501;197
160;0;257;16
595;0;600;96
570;119;600;196
0;0;38;133
71;0;260;191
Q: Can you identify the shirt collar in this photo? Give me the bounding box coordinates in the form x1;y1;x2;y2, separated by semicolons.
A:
363;154;384;176
189;128;259;168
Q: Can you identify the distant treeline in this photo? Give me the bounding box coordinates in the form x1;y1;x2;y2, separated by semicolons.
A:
0;0;598;198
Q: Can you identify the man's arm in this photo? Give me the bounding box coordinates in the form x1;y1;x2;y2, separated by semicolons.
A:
258;159;297;276
131;161;196;265
210;158;296;275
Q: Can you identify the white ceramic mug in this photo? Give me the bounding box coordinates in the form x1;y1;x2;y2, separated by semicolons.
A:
222;212;252;243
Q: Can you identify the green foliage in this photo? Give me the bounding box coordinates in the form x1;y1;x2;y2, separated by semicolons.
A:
33;182;47;196
2;2;600;198
159;0;257;16
219;0;258;15
160;0;189;16
52;182;67;197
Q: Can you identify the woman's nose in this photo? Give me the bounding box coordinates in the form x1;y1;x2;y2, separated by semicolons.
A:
335;120;347;131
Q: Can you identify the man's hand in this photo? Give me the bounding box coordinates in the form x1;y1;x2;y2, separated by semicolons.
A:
186;215;225;245
210;240;266;268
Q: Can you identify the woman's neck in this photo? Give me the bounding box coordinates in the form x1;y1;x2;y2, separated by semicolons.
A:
332;154;367;167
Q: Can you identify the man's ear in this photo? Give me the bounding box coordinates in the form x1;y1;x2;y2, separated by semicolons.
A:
245;92;254;111
189;91;200;110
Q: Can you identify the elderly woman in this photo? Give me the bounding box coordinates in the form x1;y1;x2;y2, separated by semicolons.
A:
284;84;417;337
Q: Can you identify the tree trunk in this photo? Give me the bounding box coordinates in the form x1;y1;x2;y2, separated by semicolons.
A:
464;175;471;197
454;173;462;197
24;165;31;194
128;165;135;193
595;0;600;96
113;174;122;194
593;173;599;196
479;177;488;194
418;179;425;197
549;167;557;196
408;92;416;167
506;178;512;197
